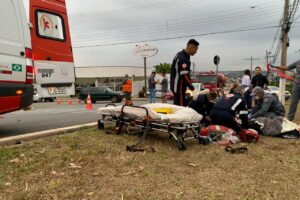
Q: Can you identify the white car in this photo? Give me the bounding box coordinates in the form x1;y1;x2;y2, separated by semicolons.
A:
264;86;291;100
186;82;210;97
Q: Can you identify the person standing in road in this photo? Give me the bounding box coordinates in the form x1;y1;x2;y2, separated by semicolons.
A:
122;74;133;105
170;39;199;106
251;66;269;89
242;69;252;109
160;72;168;103
148;71;158;103
271;60;300;121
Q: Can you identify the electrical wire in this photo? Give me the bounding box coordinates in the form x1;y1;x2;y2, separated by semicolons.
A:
73;25;279;48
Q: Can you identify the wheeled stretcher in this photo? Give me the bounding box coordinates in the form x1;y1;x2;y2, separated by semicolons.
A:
97;103;203;151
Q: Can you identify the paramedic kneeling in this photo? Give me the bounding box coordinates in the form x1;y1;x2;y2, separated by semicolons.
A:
188;91;217;124
250;86;285;119
209;86;249;134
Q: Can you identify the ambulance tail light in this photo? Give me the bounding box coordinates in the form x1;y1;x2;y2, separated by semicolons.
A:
25;48;34;84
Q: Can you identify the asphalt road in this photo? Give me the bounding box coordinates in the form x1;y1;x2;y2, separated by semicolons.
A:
0;99;153;138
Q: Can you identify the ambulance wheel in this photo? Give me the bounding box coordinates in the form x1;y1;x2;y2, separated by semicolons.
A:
98;120;104;129
176;141;187;151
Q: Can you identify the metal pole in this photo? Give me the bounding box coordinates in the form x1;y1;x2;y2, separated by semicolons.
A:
144;57;147;96
279;0;289;104
216;64;219;89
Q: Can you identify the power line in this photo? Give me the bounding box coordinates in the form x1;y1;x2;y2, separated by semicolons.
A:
73;25;280;48
71;2;283;39
72;7;282;41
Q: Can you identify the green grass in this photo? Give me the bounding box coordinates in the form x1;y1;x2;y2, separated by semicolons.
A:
0;127;300;199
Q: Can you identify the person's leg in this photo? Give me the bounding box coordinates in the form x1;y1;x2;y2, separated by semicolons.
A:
153;89;156;103
150;89;155;103
149;88;153;103
173;92;180;105
288;85;300;121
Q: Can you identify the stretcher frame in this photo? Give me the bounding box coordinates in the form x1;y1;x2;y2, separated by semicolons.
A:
98;104;202;151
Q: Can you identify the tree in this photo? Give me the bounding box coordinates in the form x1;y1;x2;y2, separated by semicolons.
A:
154;63;171;73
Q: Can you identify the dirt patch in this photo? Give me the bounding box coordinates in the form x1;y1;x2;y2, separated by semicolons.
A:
0;126;300;200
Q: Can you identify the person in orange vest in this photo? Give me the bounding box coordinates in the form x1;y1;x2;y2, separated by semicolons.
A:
122;74;133;105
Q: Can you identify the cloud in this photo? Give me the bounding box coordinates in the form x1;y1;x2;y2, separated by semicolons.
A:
66;0;299;70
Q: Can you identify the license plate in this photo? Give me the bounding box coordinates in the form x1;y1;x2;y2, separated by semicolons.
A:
48;87;66;94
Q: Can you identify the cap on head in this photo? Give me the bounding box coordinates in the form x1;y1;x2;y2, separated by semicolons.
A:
251;86;264;96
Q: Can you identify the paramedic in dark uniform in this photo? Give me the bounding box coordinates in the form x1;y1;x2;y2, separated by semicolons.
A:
170;39;199;106
209;86;249;134
188;91;217;125
271;61;300;121
250;87;285;119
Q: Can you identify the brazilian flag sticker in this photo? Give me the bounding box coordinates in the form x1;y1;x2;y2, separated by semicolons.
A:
12;64;22;72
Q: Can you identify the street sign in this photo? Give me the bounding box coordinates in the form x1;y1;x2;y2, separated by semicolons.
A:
214;55;220;65
133;44;158;58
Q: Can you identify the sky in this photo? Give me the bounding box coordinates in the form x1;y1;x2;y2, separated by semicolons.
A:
63;1;299;71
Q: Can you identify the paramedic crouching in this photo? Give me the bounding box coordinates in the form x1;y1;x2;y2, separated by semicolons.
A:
250;86;285;119
209;86;249;134
188;91;217;125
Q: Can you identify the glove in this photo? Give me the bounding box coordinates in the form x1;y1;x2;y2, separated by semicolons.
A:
192;90;200;100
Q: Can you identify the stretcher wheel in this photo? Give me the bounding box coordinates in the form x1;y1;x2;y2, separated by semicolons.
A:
176;141;187;151
98;120;104;129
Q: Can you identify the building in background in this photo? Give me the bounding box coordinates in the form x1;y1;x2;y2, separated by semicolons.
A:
75;66;153;96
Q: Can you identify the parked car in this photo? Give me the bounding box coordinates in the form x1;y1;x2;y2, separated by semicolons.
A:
79;86;123;103
147;89;174;100
264;86;291;100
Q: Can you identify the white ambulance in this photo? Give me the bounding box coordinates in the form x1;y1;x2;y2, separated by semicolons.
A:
0;0;34;114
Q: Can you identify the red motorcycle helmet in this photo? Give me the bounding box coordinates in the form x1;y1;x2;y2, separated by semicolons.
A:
240;129;259;143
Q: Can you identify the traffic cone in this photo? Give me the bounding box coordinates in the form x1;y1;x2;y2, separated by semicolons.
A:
67;98;72;105
56;97;62;105
86;94;93;110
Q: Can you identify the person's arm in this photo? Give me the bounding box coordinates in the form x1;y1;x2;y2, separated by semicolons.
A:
237;101;249;128
270;64;289;71
251;99;271;118
178;61;194;91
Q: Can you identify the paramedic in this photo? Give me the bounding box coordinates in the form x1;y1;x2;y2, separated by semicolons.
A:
250;86;285;119
170;39;199;106
209;86;249;134
188;91;217;124
270;61;300;121
122;74;133;105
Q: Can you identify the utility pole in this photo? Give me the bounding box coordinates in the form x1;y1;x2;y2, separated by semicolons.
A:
279;0;290;104
244;56;260;72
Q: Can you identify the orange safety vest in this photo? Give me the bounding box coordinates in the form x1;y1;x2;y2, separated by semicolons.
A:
123;79;132;92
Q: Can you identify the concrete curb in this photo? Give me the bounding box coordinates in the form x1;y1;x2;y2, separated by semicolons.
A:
0;122;97;145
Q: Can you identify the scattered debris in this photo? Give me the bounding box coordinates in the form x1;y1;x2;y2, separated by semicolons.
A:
5;182;11;186
69;163;82;169
9;158;22;164
188;163;197;167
